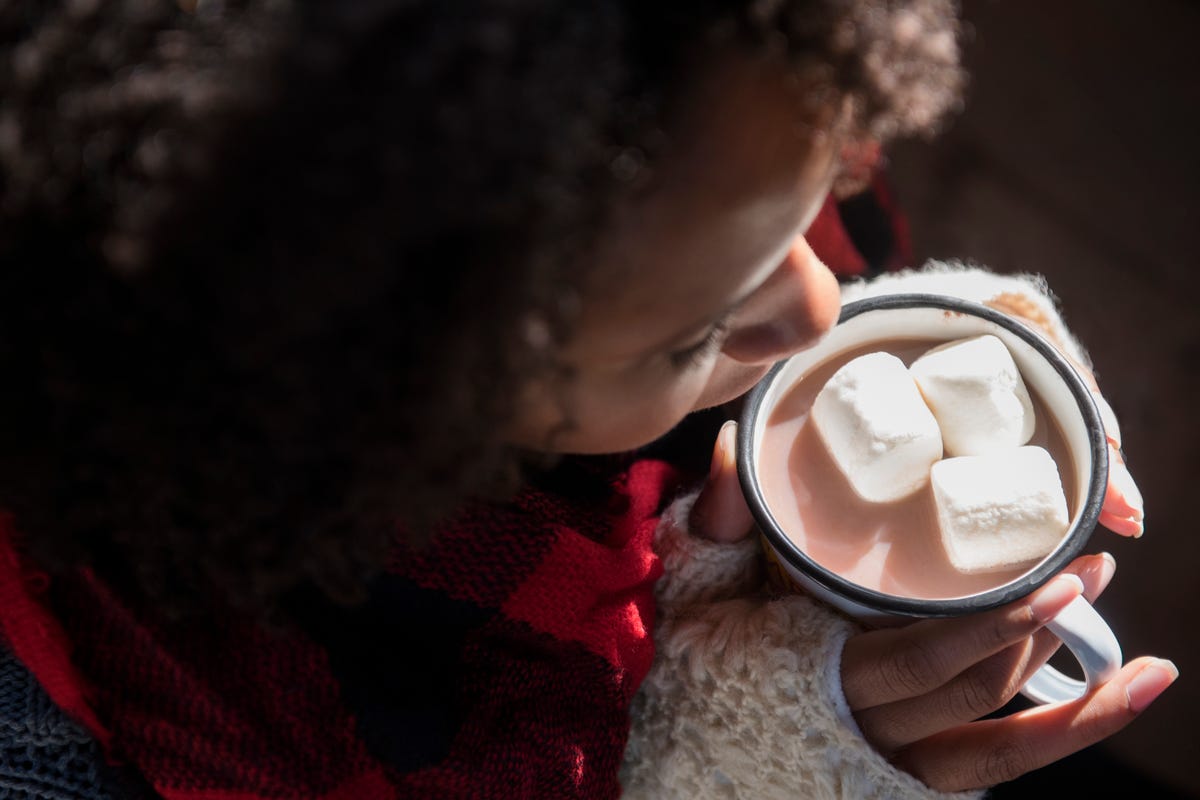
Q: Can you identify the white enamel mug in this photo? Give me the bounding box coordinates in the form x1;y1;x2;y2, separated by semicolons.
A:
737;294;1120;704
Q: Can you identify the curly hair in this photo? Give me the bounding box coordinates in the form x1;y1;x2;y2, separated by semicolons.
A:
0;0;963;616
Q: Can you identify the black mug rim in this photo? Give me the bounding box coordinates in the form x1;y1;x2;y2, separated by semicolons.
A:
737;293;1110;618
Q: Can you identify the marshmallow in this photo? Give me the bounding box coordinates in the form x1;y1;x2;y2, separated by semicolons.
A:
931;446;1070;574
910;335;1036;456
812;351;943;503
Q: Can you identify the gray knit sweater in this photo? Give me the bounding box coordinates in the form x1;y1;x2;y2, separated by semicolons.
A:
0;645;121;800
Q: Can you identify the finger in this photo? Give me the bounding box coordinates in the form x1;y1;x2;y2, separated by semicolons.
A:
856;554;1117;752
1087;388;1143;536
842;574;1084;709
1018;552;1117;685
688;420;754;543
1101;443;1144;537
1092;392;1122;449
1099;511;1143;538
855;636;1034;754
895;657;1179;793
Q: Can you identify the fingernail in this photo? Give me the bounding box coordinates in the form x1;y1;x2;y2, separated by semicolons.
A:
710;421;733;480
1082;552;1117;595
717;421;738;476
720;419;737;449
1094;393;1122;449
709;420;738;482
1030;574;1085;623
1127;660;1179;713
1100;510;1145;539
1111;457;1144;520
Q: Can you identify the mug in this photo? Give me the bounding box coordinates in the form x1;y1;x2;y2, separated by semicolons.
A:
737;293;1121;704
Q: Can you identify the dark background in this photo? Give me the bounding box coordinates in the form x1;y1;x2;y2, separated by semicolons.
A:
889;0;1200;795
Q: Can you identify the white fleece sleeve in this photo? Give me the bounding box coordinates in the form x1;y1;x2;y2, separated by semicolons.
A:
840;260;1091;369
621;263;1089;799
621;588;983;800
651;488;764;618
623;494;983;800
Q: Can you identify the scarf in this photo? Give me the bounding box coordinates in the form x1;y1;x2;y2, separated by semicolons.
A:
1;457;684;800
0;174;907;799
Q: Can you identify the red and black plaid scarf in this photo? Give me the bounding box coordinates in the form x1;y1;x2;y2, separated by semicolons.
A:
1;177;907;799
1;457;685;799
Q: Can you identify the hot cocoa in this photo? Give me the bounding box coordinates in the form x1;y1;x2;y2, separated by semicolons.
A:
758;339;1077;600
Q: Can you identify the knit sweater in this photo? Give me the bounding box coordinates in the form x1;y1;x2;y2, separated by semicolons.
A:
621;491;978;800
0;455;686;800
619;262;1092;800
1;180;1084;798
0;646;126;800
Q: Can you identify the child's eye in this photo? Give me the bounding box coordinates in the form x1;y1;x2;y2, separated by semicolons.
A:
668;318;730;370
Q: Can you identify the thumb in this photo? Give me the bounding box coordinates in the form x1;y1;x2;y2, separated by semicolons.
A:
688;420;755;543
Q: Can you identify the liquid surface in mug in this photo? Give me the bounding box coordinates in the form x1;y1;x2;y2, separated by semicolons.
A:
758;339;1078;600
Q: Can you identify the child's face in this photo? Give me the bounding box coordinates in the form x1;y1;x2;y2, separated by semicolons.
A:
509;52;845;454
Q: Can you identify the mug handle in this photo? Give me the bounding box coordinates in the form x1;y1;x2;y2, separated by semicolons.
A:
1020;594;1122;704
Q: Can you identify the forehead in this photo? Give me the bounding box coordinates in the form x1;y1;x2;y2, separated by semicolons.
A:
571;52;842;359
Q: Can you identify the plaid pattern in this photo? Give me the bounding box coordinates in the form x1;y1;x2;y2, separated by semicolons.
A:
0;176;908;799
1;458;684;800
810;173;914;277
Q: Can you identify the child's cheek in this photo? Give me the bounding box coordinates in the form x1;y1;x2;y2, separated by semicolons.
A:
690;356;774;413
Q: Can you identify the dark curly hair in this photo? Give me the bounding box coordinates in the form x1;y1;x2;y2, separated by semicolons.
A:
0;0;963;616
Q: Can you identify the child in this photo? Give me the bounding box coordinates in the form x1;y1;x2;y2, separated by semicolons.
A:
0;1;1169;798
620;263;1152;799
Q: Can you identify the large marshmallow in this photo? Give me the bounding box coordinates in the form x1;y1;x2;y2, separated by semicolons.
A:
812;351;943;503
910;335;1036;456
931;446;1070;574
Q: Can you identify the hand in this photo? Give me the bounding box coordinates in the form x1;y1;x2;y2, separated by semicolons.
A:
688;420;755;543
687;394;1143;543
982;295;1143;537
689;389;1143;547
1092;392;1144;537
689;419;1176;792
841;558;1178;792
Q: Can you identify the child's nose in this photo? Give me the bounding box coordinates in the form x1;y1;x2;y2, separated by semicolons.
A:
720;236;840;365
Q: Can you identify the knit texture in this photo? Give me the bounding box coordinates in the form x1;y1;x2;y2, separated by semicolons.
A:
840;261;1089;367
0;645;120;800
621;493;983;800
619;265;1090;799
0;189;1033;798
650;491;763;614
0;457;684;800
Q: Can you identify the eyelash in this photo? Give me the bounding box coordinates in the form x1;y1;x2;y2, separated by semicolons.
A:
668;318;731;370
